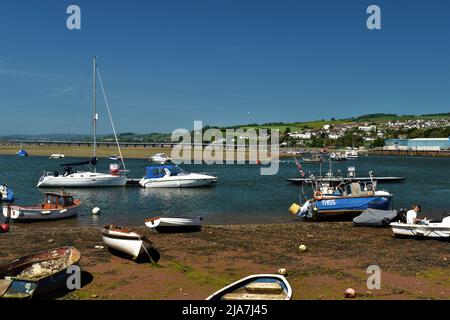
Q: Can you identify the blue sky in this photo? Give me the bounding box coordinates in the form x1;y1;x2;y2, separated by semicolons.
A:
0;0;449;134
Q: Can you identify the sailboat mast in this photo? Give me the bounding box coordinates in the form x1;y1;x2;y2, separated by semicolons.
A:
93;56;97;172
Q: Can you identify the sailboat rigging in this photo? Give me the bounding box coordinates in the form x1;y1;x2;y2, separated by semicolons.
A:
37;57;127;188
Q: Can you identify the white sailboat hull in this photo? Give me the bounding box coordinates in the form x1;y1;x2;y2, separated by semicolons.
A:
139;173;216;188
37;172;127;188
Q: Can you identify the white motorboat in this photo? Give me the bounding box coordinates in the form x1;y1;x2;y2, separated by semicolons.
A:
139;165;217;188
149;153;172;164
49;154;65;159
206;274;293;300
37;57;127;188
390;216;450;238
144;216;203;232
345;150;358;159
2;191;80;222
109;155;121;161
101;225;158;261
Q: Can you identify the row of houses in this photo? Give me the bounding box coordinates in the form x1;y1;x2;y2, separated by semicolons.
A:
384;137;450;151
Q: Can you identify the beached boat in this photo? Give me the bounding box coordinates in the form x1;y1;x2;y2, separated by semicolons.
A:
0;184;14;202
390;216;450;238
206;274;293;300
139;165;217;188
149;153;172;164
144;216;203;232
291;180;393;221
0;246;81;299
2;191;81;222
37;57;127;188
16;149;28;157
101;224;157;260
49;154;65;159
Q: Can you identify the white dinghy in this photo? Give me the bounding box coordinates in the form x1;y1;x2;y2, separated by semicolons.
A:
390;216;450;239
206;274;293;301
144;216;203;233
101;225;159;261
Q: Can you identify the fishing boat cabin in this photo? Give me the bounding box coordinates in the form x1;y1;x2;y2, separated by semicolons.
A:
41;192;79;210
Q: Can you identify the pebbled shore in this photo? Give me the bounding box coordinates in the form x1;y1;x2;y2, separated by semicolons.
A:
0;222;449;300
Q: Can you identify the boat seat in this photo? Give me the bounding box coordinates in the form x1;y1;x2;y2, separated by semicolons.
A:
221;292;287;300
245;282;283;294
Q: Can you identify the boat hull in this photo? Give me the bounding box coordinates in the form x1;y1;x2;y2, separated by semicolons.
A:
390;222;450;238
101;229;154;260
313;195;392;220
0;246;81;299
2;205;79;222
145;217;203;232
38;173;127;188
139;174;217;188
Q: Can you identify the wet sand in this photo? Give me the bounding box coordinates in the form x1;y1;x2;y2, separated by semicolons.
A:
0;222;449;300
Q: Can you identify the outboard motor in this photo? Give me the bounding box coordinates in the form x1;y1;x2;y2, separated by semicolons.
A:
397;208;407;223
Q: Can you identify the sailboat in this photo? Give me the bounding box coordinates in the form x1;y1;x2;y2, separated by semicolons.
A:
37;57;127;188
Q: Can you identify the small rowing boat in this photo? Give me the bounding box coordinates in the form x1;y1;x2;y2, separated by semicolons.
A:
0;246;81;299
206;274;293;300
390;216;450;239
144;216;203;233
101;224;159;261
2;191;81;222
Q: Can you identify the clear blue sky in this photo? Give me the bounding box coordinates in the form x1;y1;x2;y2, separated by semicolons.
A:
0;0;449;135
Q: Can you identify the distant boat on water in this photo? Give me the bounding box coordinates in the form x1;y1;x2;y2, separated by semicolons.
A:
149;153;172;164
49;154;65;159
16;149;28;157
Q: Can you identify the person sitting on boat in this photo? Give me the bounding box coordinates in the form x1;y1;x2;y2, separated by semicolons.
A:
406;204;422;224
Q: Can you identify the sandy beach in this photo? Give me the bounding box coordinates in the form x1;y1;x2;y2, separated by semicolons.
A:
1;222;449;300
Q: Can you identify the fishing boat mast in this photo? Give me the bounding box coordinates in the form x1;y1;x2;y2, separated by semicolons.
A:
93;56;97;173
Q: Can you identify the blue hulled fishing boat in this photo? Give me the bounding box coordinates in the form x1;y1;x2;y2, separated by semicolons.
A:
291;179;393;221
0;184;14;202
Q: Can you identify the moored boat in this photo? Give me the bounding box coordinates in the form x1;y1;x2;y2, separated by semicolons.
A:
206;274;293;300
2;191;81;222
149;153;172;164
0;246;81;299
139;165;217;188
49;154;65;159
0;184;14;202
390;216;450;239
37;57;127;188
144;216;203;233
101;224;159;261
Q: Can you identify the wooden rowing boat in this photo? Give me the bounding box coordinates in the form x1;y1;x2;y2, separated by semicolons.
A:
206;274;293;300
101;224;159;261
0;246;81;299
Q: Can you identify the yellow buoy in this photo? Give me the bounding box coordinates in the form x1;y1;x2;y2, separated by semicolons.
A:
289;203;301;215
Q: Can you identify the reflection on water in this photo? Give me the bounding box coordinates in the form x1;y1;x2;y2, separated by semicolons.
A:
0;155;449;226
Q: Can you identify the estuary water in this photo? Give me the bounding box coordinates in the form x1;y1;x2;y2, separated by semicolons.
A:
0;155;449;226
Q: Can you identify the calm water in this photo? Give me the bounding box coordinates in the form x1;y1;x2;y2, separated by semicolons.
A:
1;155;449;226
